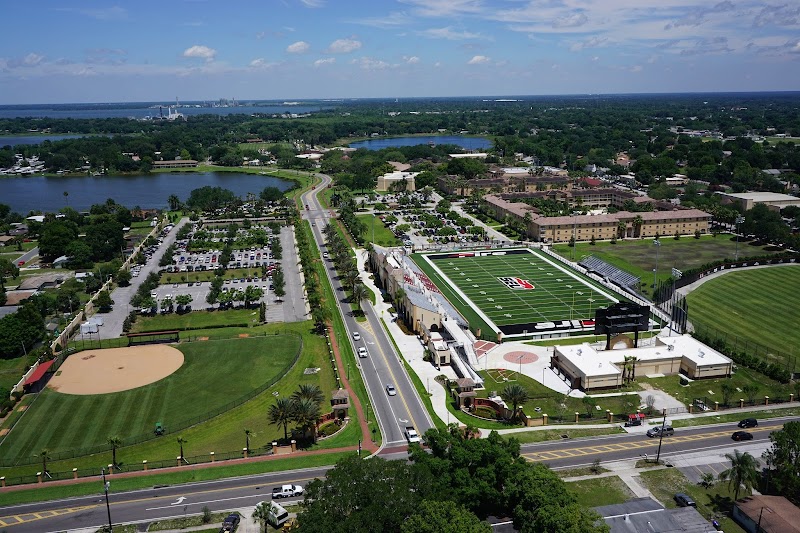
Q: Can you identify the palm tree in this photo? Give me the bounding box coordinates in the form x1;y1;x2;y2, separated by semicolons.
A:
351;283;368;313
252;501;271;530
38;448;51;475
167;194;181;211
343;270;360;291
244;428;254;453
633;215;644;238
269;397;295;441
107;436;122;468
502;384;530;423
312;306;331;334
177;436;188;459
292;397;322;443
617;220;627;239
293;384;324;405
719;450;760;501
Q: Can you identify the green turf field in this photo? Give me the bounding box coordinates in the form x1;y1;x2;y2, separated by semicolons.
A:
552;235;784;291
686;265;800;370
421;248;621;336
0;335;300;465
357;214;401;246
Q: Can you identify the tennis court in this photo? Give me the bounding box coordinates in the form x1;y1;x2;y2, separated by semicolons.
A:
421;248;623;337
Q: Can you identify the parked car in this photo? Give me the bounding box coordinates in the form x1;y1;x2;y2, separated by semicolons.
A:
219;513;240;532
732;431;754;441
738;418;758;428
674;493;696;507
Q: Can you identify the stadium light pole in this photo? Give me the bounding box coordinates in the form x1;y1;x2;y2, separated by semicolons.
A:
734;215;745;262
652;239;661;289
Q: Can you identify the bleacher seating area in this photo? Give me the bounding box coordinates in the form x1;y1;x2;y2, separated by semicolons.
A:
579;256;640;289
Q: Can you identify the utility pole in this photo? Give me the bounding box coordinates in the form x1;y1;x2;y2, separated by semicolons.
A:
102;467;113;532
734;215;745;261
655;409;667;465
652;239;661;290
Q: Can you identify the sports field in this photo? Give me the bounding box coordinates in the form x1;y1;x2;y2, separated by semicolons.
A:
686;265;800;370
420;248;622;337
0;335;300;465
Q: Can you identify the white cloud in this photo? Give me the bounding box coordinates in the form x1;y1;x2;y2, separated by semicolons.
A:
182;45;217;62
314;57;336;67
570;36;609;52
630;65;643;72
403;55;420;64
286;41;310;54
351;56;390;70
467;55;490;64
57;6;128;20
249;58;277;69
553;12;588;29
299;0;324;7
399;0;484;18
326;38;362;54
792;41;800;54
419;27;488;41
351;11;412;28
23;53;44;66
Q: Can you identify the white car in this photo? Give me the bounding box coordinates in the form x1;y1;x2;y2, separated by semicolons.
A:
352;331;361;341
358;347;368;358
386;384;397;396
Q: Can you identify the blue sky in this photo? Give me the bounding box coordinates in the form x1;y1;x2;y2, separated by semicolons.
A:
1;0;799;104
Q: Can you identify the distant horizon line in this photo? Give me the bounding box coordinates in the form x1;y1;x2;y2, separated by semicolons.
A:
3;90;800;107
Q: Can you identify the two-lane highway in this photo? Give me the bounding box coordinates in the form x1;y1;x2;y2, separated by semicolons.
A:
301;176;434;447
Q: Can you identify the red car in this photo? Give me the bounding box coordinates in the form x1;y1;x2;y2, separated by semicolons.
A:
17;260;25;266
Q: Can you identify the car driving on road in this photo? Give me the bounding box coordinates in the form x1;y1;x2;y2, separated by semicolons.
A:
386;384;397;396
732;431;754;441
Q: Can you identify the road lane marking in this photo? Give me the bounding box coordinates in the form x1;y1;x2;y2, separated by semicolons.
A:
0;504;99;528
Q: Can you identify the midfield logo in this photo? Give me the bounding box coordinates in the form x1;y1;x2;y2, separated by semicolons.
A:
498;277;535;290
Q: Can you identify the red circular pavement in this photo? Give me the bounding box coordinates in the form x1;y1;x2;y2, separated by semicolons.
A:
503;351;538;364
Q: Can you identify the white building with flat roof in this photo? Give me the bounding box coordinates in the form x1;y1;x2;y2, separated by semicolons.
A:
551;334;732;391
376;170;418;192
717;191;800;211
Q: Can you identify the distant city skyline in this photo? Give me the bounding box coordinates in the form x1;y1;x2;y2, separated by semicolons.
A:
1;0;799;105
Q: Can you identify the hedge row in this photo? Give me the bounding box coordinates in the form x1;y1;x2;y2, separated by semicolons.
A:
694;330;792;383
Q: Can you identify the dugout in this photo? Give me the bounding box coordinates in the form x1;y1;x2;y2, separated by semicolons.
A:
23;359;57;393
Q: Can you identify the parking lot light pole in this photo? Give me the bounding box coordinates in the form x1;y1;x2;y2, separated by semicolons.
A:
734;215;745;261
652;239;661;289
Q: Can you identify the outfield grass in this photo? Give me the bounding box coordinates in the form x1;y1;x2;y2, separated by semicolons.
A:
686;265;800;371
130;308;260;332
0;354;35;390
551;235;784;293
567;476;636;508
0;335;300;465
356;214;401;246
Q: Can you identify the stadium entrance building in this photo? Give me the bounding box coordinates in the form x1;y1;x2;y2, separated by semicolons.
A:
550;334;732;391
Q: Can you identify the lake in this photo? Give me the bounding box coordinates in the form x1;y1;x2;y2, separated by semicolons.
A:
0;172;295;214
1;134;91;146
348;135;492;151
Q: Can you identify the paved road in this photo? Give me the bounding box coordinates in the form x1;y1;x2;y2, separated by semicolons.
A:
2;418;790;532
301;176;435;447
16;246;39;266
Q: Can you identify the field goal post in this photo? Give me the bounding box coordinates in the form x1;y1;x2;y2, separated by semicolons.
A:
126;330;180;346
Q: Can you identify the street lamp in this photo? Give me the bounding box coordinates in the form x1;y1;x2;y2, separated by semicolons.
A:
652;239;661;289
734;215;745;262
102;467;113;532
571;211;580;262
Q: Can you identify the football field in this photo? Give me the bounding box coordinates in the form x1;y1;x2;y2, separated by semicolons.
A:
420;248;623;337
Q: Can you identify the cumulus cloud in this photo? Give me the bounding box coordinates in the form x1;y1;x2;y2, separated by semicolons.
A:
351;56;390;70
314;57;336;67
419;27;487;41
23;53;44;66
403;55;420;64
326;38;362;54
467;55;490;64
182;45;216;62
286;41;310;54
249;58;277;69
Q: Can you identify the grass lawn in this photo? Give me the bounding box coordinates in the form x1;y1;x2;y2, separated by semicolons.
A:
357;214;401;246
130;308;260;332
671;406;800;428
0;354;35;391
636;365;794;411
511;427;625;445
0;334;301;465
551;235;784;294
639;467;746;533
160;267;266;284
567;475;636;507
687;266;800;371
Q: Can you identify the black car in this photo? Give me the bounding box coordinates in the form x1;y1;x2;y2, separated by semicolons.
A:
219;513;240;532
674;493;696;507
732;431;754;441
738;418;758;428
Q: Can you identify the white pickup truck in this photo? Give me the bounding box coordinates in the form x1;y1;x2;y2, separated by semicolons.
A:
405;426;421;444
272;484;304;499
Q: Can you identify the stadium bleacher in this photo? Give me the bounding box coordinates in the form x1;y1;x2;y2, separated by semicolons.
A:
579;256;640;289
